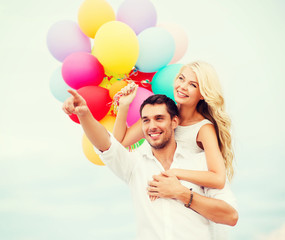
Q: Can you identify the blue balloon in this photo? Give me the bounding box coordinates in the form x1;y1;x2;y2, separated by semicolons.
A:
151;64;183;101
135;27;175;73
49;67;72;102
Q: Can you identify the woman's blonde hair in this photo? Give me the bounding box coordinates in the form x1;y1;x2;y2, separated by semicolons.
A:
181;61;234;180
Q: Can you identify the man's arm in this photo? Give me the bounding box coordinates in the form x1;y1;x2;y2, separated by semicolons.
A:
62;89;110;151
63;90;136;183
175;186;238;226
148;172;238;226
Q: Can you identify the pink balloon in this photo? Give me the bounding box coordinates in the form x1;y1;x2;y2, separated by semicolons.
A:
117;0;157;35
127;87;153;126
62;52;105;89
158;23;188;64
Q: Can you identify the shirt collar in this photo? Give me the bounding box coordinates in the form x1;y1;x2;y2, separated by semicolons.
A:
140;141;185;160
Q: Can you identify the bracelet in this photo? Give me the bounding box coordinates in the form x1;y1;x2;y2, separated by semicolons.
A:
184;188;193;208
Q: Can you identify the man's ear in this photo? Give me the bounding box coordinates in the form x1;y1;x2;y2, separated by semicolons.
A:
172;115;179;129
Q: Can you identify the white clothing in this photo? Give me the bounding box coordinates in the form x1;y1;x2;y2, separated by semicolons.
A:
175;119;236;240
94;134;237;240
175;119;213;153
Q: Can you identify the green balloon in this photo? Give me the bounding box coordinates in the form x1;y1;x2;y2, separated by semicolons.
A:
151;64;183;101
128;138;146;151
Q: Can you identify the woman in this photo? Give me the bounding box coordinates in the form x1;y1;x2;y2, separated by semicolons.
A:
113;61;234;190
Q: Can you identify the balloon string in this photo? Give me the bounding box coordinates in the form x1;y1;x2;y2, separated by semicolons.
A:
106;67;152;116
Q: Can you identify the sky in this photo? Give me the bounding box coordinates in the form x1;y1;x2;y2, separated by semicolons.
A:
1;0;285;239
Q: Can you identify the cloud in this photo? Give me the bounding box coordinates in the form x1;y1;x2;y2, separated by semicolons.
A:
256;223;285;240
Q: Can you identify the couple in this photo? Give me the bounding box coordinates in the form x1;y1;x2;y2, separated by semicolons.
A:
62;61;238;239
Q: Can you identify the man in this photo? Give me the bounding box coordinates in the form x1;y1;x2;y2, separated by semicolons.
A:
63;90;238;240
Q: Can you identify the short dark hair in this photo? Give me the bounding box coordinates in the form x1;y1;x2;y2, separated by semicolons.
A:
140;94;179;119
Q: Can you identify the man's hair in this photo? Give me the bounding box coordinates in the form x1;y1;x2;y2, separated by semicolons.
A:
139;94;179;119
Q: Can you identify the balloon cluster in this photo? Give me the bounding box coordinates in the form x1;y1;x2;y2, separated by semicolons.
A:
47;0;188;165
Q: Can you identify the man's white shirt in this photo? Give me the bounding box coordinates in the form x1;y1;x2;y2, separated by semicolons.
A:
94;134;237;240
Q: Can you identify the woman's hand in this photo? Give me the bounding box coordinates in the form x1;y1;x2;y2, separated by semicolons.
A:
147;171;184;200
119;82;138;107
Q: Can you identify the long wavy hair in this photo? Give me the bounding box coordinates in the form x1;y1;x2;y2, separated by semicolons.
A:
179;61;234;180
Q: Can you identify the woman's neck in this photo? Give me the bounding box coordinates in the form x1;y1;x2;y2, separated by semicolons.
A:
178;104;204;126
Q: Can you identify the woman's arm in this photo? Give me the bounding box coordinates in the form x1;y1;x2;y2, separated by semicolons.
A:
170;124;226;189
113;102;130;143
148;172;238;226
113;83;144;147
116;118;144;147
177;187;238;226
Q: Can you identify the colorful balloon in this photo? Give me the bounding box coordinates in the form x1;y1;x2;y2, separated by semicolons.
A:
92;21;139;75
46;20;91;62
50;67;73;102
129;138;146;151
158;23;188;64
99;76;120;89
78;0;115;38
117;0;157;35
135;27;175;73
127;87;153;126
99;114;116;132
151;64;183;101
69;86;112;123
129;70;155;91
82;115;116;166
82;134;105;166
62;52;104;90
108;80;128;99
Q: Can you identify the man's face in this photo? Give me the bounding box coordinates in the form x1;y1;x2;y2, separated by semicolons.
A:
141;104;177;149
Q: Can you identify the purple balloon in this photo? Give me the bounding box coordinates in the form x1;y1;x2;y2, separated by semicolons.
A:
47;20;91;62
117;0;157;35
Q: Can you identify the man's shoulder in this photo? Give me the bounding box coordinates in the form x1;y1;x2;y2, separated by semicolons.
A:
134;140;153;158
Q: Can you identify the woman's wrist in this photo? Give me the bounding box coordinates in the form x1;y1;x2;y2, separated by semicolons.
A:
118;102;131;110
171;168;182;179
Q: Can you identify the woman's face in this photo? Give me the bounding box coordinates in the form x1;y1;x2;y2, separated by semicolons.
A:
173;67;203;107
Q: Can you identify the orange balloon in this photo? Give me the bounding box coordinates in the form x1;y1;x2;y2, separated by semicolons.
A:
100;114;116;132
109;80;128;99
81;115;116;165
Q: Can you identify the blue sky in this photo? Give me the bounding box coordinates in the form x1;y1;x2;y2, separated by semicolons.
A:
1;0;285;239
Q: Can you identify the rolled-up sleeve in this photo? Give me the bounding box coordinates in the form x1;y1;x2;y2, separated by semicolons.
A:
94;134;137;184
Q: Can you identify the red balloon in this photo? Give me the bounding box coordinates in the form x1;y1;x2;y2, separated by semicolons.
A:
128;70;155;91
69;86;112;124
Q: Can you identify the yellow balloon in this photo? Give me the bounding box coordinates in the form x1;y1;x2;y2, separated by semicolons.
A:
92;21;139;75
82;134;105;166
78;0;115;38
100;114;116;132
99;76;119;89
81;115;116;165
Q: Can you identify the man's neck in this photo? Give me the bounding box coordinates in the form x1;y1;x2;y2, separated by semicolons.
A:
152;139;177;171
